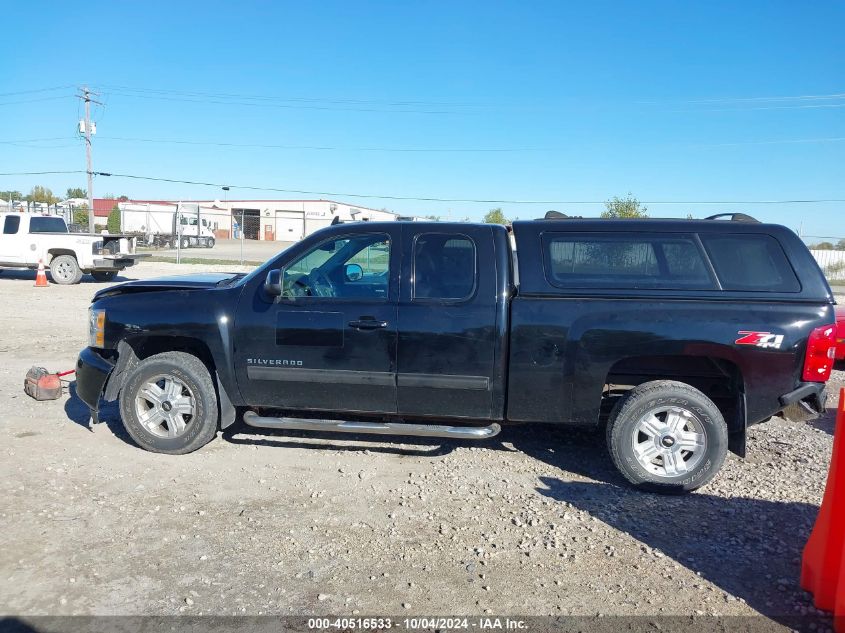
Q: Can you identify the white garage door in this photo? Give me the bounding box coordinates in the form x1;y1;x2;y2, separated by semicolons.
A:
275;214;303;241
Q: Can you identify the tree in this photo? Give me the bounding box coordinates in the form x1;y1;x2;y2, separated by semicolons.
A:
25;185;60;205
836;238;845;251
483;208;509;224
107;205;121;234
812;242;834;250
66;187;87;199
72;204;89;226
1;190;22;202
601;193;648;219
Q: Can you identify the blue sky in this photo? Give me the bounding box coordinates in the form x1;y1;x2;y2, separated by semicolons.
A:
2;0;843;237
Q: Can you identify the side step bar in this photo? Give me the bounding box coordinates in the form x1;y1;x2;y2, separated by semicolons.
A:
242;411;501;440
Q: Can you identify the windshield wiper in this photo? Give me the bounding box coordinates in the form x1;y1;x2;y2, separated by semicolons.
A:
216;273;247;286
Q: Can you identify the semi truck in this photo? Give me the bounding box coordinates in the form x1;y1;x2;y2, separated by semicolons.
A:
120;202;216;249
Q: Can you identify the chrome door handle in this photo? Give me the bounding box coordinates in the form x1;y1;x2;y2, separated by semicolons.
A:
348;319;388;330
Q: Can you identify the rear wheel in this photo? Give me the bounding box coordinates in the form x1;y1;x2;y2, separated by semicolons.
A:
91;270;117;282
180;237;190;249
119;351;219;454
606;380;728;494
50;255;83;285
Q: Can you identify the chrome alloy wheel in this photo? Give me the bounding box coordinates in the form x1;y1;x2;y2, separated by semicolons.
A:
134;374;196;438
52;259;76;282
631;406;707;478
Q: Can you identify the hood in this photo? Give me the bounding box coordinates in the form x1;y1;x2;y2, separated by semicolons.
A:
93;273;241;300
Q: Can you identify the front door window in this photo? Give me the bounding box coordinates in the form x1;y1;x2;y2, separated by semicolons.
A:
283;233;390;299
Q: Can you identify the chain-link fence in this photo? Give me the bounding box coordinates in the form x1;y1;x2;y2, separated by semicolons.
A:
811;247;845;284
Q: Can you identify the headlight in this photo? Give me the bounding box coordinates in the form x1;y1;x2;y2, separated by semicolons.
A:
89;309;106;347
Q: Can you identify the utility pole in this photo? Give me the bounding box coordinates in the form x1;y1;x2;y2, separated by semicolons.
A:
78;86;101;232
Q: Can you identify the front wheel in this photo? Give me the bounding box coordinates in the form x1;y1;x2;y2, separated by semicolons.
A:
91;270;117;282
606;380;728;494
119;351;219;454
50;254;83;285
206;237;215;248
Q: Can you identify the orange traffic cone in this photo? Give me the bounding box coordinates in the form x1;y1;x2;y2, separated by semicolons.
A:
801;388;845;630
34;259;48;287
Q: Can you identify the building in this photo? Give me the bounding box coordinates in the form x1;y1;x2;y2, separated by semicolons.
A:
218;199;398;241
94;198;398;241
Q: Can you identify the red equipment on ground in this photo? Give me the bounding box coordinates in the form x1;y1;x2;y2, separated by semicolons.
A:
802;387;845;630
23;367;75;401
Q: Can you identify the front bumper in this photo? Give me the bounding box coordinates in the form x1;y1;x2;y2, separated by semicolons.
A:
75;347;115;410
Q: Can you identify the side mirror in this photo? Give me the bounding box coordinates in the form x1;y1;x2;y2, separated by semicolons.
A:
345;263;363;282
265;269;282;296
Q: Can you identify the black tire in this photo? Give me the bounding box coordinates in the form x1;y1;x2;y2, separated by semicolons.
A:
119;351;219;454
91;270;117;282
606;380;728;494
180;237;190;249
49;254;83;285
207;237;215;248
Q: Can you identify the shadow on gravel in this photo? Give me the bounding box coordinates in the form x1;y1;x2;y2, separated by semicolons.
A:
64;382;128;441
221;420;620;469
536;479;826;631
0;269;135;284
805;406;836;436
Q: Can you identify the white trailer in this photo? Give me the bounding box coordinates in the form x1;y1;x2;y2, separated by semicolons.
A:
120;202;216;248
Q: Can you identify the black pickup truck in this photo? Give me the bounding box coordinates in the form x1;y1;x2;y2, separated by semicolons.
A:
76;215;837;493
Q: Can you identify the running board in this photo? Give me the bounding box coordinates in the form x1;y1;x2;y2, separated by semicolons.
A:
242;411;501;440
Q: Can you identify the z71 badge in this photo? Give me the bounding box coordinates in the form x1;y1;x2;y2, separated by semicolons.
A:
735;331;785;349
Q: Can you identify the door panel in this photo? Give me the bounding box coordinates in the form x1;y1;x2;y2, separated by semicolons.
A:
396;225;499;419
0;215;25;263
233;227;400;414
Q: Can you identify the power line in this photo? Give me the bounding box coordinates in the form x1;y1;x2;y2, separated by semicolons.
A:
100;89;466;115
0;95;76;106
0;85;76;97
0;170;86;176
98;83;845;109
641;92;845;105
95;134;845;152
96;83;475;108
0;136;79;145
100;135;543;152
91;172;845;205
1;168;842;205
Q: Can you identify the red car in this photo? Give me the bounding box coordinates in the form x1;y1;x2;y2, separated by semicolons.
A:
837;306;845;362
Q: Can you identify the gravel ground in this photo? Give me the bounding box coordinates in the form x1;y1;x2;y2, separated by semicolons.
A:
0;263;841;629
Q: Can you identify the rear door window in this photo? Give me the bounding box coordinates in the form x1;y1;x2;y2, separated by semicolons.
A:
700;234;800;292
543;232;714;289
413;233;477;300
28;217;67;233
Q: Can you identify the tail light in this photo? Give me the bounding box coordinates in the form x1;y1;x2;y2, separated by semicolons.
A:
803;324;837;382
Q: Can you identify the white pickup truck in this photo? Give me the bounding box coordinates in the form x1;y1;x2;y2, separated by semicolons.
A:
0;213;148;284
